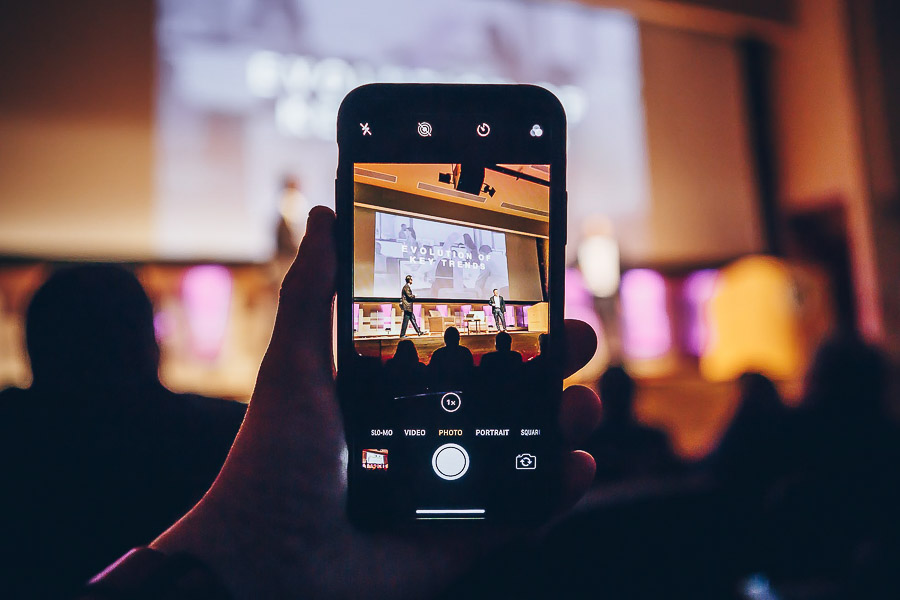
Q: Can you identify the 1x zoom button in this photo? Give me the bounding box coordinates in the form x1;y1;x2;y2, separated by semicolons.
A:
432;443;469;480
441;392;461;412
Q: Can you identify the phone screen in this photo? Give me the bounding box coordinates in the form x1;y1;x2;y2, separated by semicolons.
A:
336;85;566;525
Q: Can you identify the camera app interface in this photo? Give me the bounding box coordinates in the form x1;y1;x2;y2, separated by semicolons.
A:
346;162;555;521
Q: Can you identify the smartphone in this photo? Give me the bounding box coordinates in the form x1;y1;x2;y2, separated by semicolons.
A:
335;84;566;526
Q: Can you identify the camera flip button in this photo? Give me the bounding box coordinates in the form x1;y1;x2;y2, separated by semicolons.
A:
516;453;537;470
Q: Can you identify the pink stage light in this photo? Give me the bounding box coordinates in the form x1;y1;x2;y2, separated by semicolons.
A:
153;310;174;344
682;269;719;356
460;304;471;316
564;267;604;342
181;265;233;361
620;269;671;359
436;305;449;317
380;303;392;331
353;303;360;331
563;267;607;382
483;305;494;327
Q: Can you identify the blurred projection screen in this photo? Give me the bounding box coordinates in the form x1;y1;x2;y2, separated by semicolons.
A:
1;2;761;264
153;0;649;261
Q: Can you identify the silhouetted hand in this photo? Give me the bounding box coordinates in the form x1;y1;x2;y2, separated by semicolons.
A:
151;207;601;599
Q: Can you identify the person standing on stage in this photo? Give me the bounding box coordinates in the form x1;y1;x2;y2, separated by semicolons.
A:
399;274;422;337
489;288;507;331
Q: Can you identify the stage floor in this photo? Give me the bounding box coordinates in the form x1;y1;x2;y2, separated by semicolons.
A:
355;329;542;364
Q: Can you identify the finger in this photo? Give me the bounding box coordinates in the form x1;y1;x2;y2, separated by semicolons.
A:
560;385;602;449
258;206;337;393
563;319;597;378
558;450;596;512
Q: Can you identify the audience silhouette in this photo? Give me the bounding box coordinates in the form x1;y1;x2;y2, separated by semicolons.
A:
477;331;524;402
16;275;893;600
427;326;474;390
384;339;426;396
0;265;245;599
710;372;792;490
584;366;678;484
704;372;792;578
522;334;552;391
760;335;900;593
479;331;523;373
264;311;900;598
525;333;550;367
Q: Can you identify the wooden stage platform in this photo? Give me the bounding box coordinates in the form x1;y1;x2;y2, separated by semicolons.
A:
355;330;542;364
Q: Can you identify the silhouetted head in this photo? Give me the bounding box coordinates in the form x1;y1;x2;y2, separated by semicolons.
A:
444;326;460;347
495;331;512;352
735;372;783;421
393;339;419;364
538;333;549;354
599;366;635;422
26;264;160;390
405;274;412;284
479;245;491;255
493;289;499;296
804;334;887;420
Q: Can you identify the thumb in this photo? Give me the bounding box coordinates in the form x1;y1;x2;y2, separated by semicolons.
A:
201;206;342;537
255;206;337;402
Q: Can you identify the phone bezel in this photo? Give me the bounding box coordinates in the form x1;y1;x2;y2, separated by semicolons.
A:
335;83;567;525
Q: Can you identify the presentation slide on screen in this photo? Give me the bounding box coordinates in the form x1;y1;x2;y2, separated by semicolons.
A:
373;211;510;301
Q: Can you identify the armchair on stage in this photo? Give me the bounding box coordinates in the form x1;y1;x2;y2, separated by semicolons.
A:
427;310;455;335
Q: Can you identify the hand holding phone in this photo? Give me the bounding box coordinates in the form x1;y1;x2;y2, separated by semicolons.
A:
150;206;601;597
